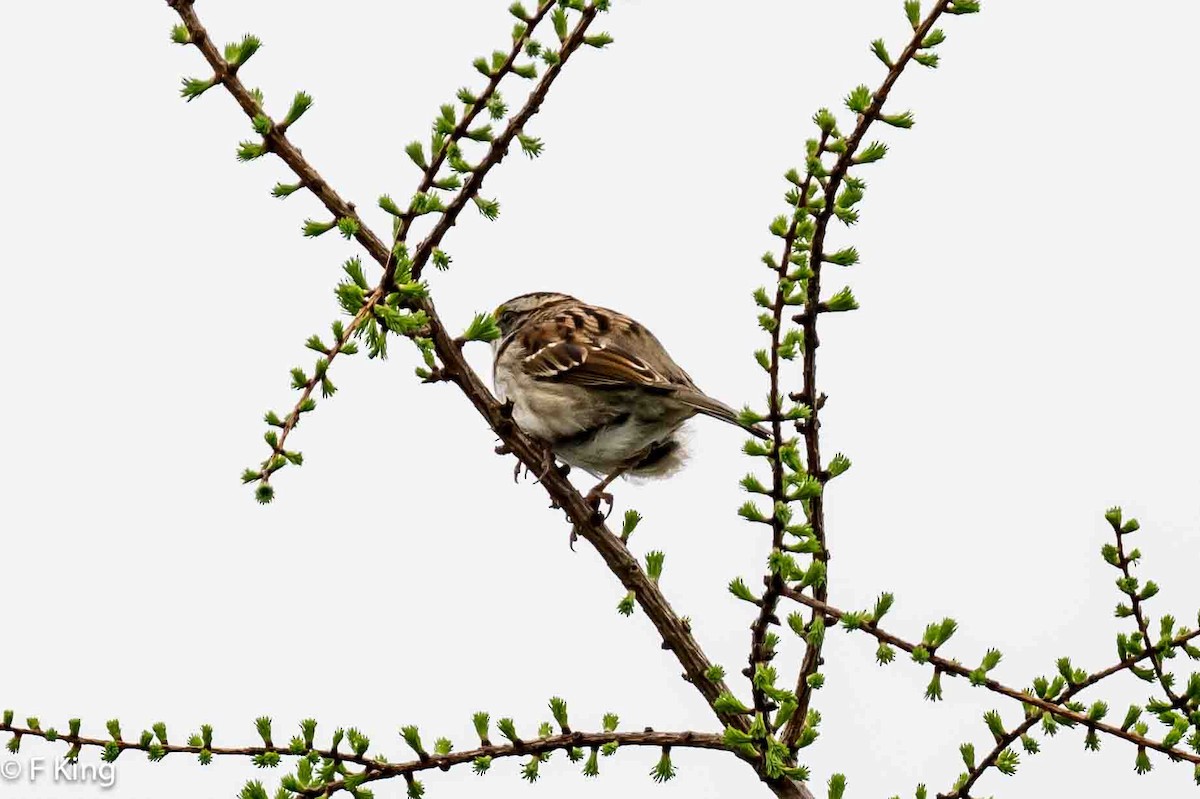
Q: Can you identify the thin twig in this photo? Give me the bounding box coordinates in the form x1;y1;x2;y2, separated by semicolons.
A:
0;721;723;783
782;0;957;749
943;521;1197;798
407;7;599;281
1113;524;1183;708
748;125;830;718
781;588;1200;767
391;0;558;286
315;731;728;796
943;619;1200;799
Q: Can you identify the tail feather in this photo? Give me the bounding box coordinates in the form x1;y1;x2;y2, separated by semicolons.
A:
676;390;772;440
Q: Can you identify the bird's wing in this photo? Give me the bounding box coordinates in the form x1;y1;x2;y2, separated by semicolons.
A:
518;308;691;392
521;339;674;389
516;305;771;439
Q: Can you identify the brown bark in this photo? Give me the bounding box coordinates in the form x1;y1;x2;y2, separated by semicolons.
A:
769;777;817;799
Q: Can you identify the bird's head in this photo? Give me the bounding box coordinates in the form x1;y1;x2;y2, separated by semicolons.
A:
493;292;576;337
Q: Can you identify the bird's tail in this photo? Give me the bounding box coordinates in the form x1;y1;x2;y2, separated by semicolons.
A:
676;390;772;440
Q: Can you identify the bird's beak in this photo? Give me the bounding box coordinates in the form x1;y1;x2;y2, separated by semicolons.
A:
493;304;505;320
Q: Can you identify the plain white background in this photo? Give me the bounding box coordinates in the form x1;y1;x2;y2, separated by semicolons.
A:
2;1;1198;797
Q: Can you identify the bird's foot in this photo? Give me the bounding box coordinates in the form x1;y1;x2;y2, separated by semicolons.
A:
585;486;614;521
495;443;526;483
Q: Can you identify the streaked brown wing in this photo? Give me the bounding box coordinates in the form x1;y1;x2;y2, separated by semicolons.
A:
523;340;675;389
507;299;769;438
517;308;693;391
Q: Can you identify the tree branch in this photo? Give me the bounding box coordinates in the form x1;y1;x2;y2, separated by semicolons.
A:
942;619;1200;799
328;731;727;795
781;588;1200;769
1112;520;1184;708
390;0;560;287
780;0;957;750
0;718;725;787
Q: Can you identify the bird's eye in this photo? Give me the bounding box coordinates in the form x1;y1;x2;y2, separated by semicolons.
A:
498;309;516;327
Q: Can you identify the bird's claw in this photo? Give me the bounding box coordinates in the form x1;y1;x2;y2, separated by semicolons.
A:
585;487;614;521
567;488;613;551
494;442;525;483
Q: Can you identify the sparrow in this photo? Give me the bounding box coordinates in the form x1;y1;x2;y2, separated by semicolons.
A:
491;292;770;516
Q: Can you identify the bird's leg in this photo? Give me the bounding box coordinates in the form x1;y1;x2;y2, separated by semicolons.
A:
585;466;629;520
568;467;628;547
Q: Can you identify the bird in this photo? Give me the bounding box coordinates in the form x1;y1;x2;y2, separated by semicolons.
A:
490;292;770;516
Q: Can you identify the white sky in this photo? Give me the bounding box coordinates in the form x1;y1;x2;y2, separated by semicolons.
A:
2;1;1198;798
